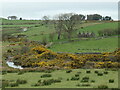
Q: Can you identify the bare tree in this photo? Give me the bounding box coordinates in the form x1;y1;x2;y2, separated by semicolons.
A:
42;15;50;24
54;13;80;40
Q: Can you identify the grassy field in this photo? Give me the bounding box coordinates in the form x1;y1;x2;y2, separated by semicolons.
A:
2;69;118;88
2;19;41;25
2;20;118;53
50;36;118;53
77;22;118;36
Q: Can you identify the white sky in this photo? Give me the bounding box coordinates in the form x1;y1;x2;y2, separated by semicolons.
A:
0;0;120;2
0;0;119;20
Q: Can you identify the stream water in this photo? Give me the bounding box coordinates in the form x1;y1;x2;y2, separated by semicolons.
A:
6;61;23;69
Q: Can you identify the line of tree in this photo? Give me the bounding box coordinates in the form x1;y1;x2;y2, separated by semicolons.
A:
7;14;112;21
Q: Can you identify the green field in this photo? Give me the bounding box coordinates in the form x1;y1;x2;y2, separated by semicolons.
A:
2;69;118;88
77;22;118;36
2;20;119;53
1;19;119;89
50;36;118;53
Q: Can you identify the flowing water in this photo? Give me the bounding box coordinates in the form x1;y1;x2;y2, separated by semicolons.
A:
6;61;23;69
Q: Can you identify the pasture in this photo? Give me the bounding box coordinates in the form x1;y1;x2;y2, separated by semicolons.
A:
1;20;119;89
2;69;118;88
50;36;118;53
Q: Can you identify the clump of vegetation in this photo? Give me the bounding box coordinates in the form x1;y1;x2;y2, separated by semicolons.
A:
71;77;79;81
16;79;27;84
81;83;91;86
97;73;103;76
40;74;52;78
2;71;7;75
98;85;108;89
66;78;69;81
76;83;81;87
94;70;99;74
91;80;95;83
104;71;108;74
86;70;91;73
32;78;61;86
9;82;19;87
18;71;24;75
44;70;52;73
76;83;90;87
77;71;81;74
109;79;114;83
2;80;9;88
66;70;72;73
75;74;79;77
81;77;89;82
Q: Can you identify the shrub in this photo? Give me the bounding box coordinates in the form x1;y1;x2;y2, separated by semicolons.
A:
16;79;27;84
109;79;114;83
41;74;52;78
97;73;103;76
71;77;79;81
66;70;72;73
86;70;91;73
98;85;108;89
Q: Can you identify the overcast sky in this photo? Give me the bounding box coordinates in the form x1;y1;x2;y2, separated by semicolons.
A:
1;0;119;20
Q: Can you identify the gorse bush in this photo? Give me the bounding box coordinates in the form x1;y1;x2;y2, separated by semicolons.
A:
4;40;120;69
